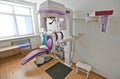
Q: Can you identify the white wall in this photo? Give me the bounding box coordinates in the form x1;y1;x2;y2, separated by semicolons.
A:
71;0;120;79
73;16;120;79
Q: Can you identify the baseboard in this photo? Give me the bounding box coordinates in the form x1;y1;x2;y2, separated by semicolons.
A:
91;71;107;79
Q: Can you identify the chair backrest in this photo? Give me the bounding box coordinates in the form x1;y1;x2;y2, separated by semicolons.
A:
46;36;53;50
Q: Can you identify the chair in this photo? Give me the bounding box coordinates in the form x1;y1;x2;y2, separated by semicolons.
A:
76;61;92;79
21;36;53;65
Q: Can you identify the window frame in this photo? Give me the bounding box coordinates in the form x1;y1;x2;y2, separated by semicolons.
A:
0;1;35;40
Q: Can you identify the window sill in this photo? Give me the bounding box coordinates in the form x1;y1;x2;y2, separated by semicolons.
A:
0;34;40;41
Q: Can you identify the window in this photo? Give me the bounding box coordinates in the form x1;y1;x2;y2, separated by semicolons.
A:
0;1;34;39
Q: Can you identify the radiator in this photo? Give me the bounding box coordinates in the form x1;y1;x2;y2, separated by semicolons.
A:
11;39;31;50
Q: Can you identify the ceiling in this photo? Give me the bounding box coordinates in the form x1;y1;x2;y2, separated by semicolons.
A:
22;0;120;18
